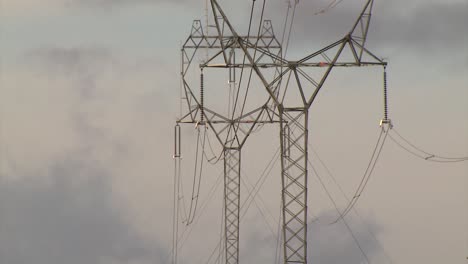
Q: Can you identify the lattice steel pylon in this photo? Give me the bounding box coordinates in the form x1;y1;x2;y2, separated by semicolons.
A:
177;3;283;263
174;0;387;263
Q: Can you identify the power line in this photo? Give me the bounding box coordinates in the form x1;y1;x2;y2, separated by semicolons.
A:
389;127;468;162
240;146;280;220
172;136;283;264
228;0;257;123
202;200;225;264
172;156;179;264
335;126;389;223
204;129;224;165
308;159;371;264
241;125;321;228
309;145;394;264
274;204;283;264
223;0;259;150
177;168;224;255
280;0;292;47
186;127;207;225
314;0;344;15
284;0;299;58
234;0;267;137
331;125;390;224
240;172;277;236
168;136;224;263
201;146;282;264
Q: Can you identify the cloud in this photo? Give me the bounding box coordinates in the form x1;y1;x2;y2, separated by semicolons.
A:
2;46;117;178
27;47;114;74
64;0;190;8
264;0;467;60
0;156;168;264
4;46;173;175
238;210;390;264
1;0;192;17
373;1;468;53
308;212;388;264
26;47;115;100
3;45;177;263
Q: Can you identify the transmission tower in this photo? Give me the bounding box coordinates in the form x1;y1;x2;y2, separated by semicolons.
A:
174;0;388;263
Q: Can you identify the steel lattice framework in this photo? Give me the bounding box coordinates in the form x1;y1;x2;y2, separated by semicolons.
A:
174;0;387;263
224;148;241;264
177;9;283;263
280;109;309;262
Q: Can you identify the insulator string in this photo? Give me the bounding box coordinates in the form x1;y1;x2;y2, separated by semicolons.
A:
383;66;388;121
200;71;205;124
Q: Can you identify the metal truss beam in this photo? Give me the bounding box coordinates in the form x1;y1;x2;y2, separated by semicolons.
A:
280;109;309;264
203;62;384;68
224;147;241;264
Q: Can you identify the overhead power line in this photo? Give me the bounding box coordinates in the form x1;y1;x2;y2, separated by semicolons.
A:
389;127;468;163
308;159;371;264
331;125;390;224
186;127;208;225
309;145;394;264
314;0;344;15
233;0;268;144
283;0;299;58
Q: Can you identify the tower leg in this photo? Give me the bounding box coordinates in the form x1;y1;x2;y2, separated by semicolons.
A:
280;108;309;264
224;147;241;264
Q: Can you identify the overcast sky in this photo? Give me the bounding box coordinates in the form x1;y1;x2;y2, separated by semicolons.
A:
1;0;467;264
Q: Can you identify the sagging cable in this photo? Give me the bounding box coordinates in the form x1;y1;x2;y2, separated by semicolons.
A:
185;126;208;225
330;124;390;224
388;127;468;163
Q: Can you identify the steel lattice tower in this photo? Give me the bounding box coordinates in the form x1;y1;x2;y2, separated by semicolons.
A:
174;0;387;263
178;13;283;264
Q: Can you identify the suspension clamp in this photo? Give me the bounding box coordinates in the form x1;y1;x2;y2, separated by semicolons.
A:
379;119;393;128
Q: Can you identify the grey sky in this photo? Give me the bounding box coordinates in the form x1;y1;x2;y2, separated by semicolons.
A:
1;0;467;264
